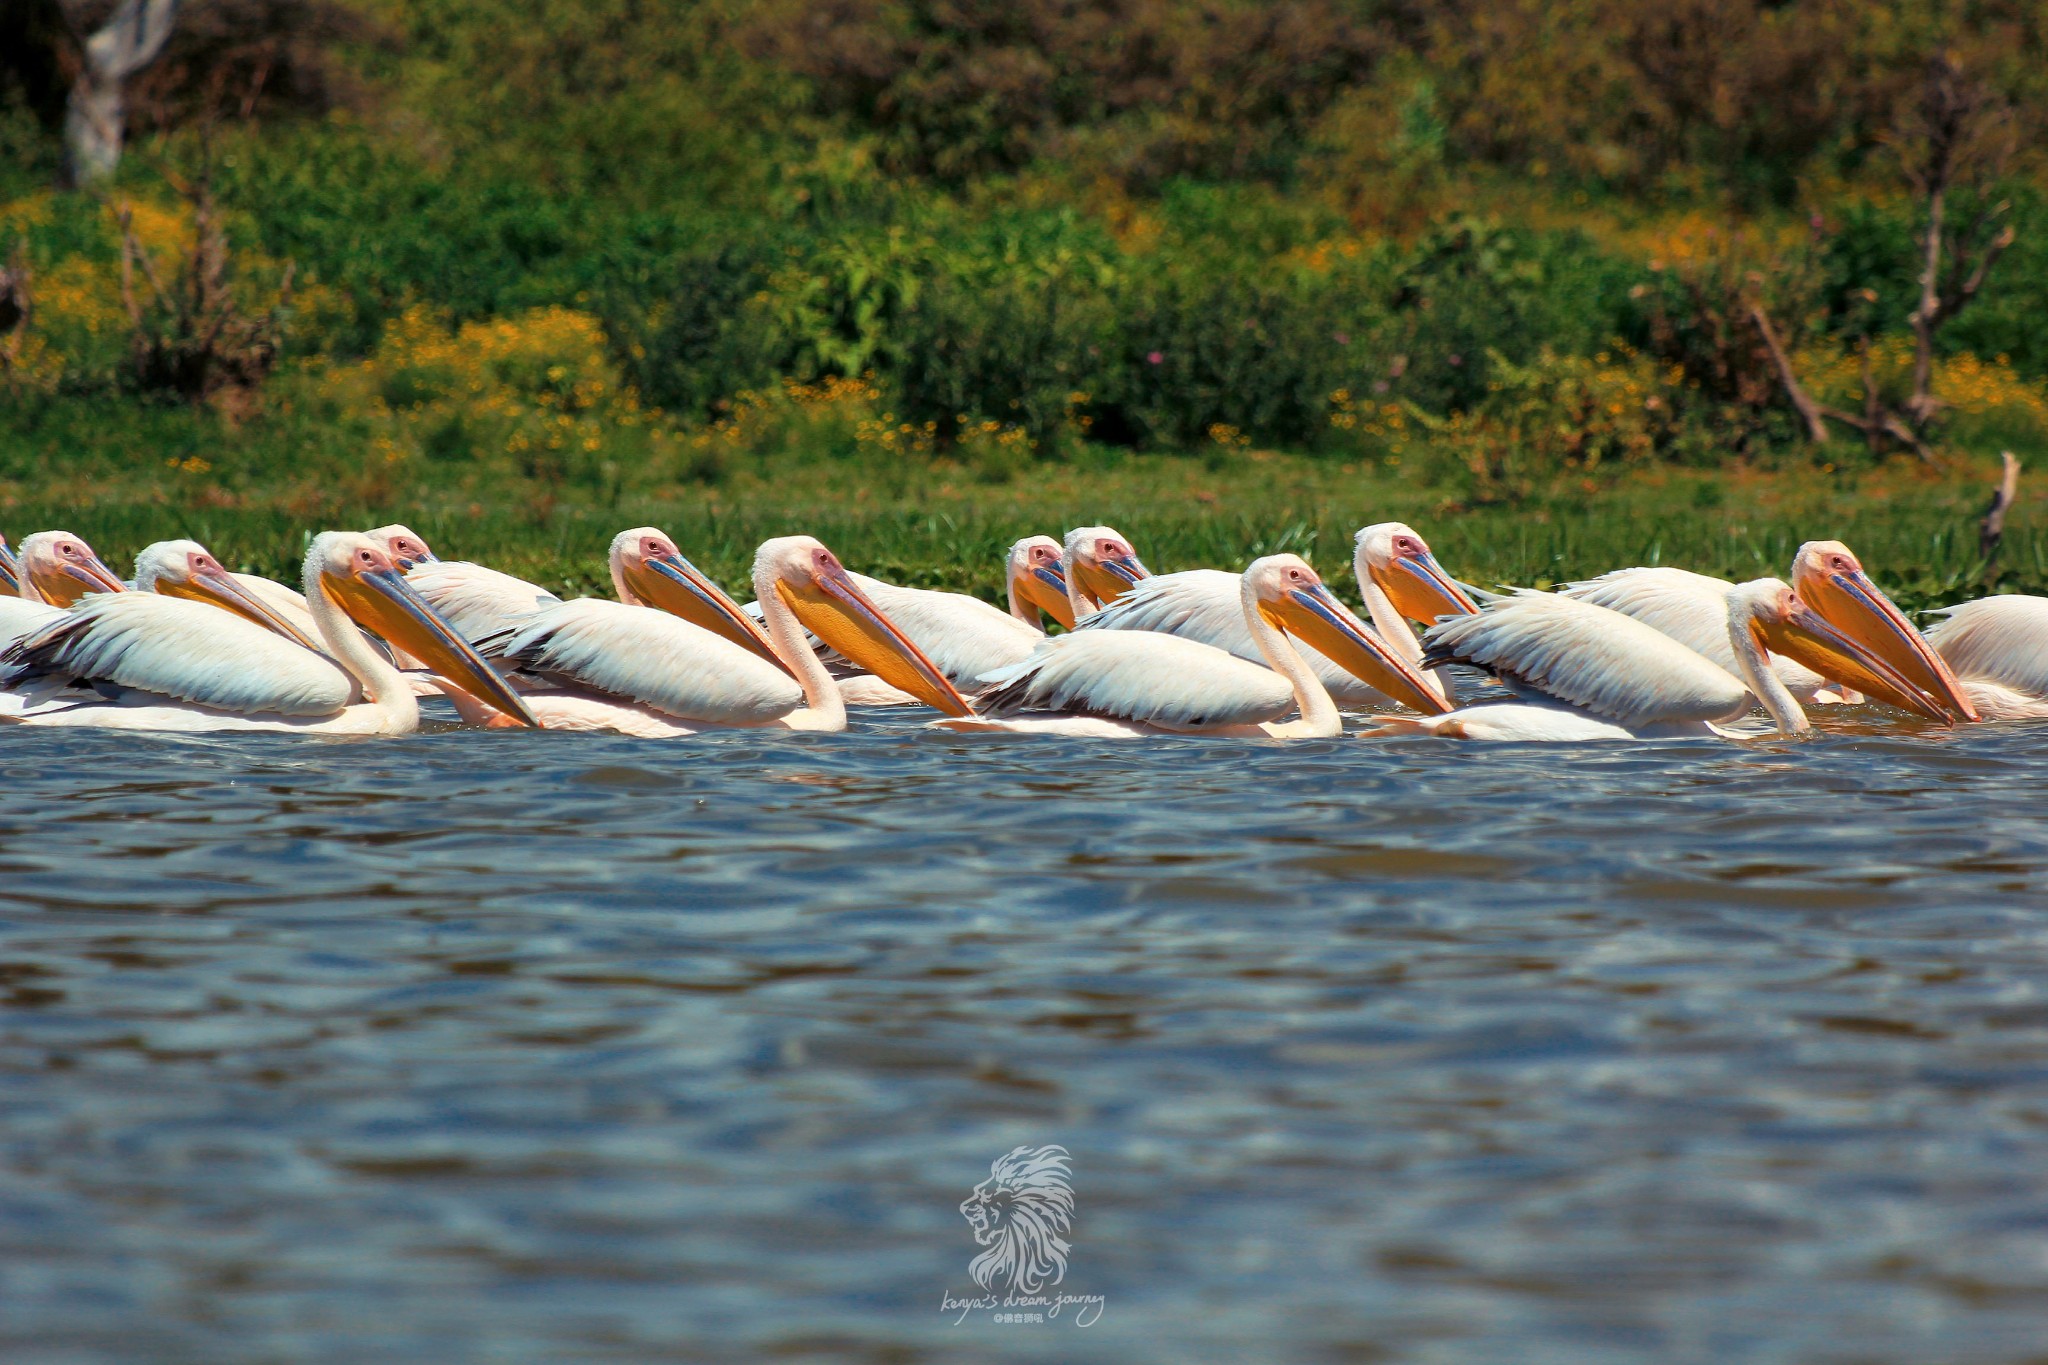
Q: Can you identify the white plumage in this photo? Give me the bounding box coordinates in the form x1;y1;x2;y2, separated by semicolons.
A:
0;596;62;652
405;559;562;643
1077;568;1411;707
3;593;354;716
1562;566;1838;699
975;629;1294;730
1422;591;1753;731
741;570;1048;704
1365;703;1638;742
1926;595;2048;719
843;572;1041;685
488;598;802;725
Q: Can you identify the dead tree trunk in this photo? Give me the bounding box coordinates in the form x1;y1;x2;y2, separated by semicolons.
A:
63;0;182;187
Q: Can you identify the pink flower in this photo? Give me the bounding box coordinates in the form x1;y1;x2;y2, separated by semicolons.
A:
1146;351;1163;365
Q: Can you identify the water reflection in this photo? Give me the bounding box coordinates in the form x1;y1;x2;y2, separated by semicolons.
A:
2;711;2048;1358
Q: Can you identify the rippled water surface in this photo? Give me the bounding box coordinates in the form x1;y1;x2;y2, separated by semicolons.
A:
6;707;2048;1363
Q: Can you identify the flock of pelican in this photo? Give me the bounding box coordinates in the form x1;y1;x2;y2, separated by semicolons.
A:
0;519;2039;743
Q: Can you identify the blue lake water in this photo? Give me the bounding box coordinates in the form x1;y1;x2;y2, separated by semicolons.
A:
4;706;2048;1362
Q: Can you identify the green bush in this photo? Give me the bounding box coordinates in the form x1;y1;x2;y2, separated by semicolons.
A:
889;214;1121;448
598;241;790;422
1379;218;1635;413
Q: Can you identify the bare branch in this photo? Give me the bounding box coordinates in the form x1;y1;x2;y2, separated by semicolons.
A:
1750;304;1830;444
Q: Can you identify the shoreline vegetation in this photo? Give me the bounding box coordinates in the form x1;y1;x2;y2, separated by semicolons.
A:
4;2;2048;612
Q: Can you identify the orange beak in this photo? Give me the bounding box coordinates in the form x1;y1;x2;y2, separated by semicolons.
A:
1264;583;1452;715
1375;551;1481;625
1796;565;1978;722
1075;552;1149;608
775;560;976;717
1016;562;1077;630
1755;597;1954;723
623;551;791;673
323;565;536;726
156;566;323;653
0;538;19;596
32;550;126;606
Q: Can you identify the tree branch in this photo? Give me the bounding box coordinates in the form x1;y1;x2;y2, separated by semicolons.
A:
1749;304;1830;444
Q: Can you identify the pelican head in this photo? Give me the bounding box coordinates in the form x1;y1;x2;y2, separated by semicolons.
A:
0;535;19;595
18;531;125;606
754;536;974;717
308;532;535;727
134;539;322;652
611;526;785;668
1734;578;1953;724
1790;541;1978;721
1063;526;1149;611
1247;554;1451;715
1354;523;1480;625
365;524;439;571
1006;535;1074;629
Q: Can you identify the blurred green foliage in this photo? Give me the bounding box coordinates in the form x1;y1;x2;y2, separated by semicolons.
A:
3;0;2048;510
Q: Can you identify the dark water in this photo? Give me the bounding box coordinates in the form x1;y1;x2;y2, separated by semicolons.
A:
5;708;2048;1363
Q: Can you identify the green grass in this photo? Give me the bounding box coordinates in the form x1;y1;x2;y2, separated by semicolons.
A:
4;393;2035;618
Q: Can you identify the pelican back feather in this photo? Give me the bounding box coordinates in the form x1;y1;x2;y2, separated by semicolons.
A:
2;594;351;715
1422;590;1751;728
1077;567;1408;706
486;598;802;724
406;560;562;644
847;573;1040;685
974;630;1292;729
1927;595;2048;697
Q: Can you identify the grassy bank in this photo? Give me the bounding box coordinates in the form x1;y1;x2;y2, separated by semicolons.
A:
3;406;2032;618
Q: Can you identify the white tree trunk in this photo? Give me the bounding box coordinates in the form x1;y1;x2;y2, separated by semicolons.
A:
63;0;182;187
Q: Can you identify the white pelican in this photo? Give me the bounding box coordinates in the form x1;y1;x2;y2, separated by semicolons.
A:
1562;565;1851;703
366;524;563;643
1076;522;1477;707
938;554;1448;737
15;531;125;606
1788;541;1980;723
1561;542;1977;722
740;534;1077;706
1366;581;1956;741
1009;535;1077;632
1352;524;1482;667
0;535;20;596
1062;526;1150;620
0;532;534;733
1922;595;2048;719
468;536;973;736
129;540;323;652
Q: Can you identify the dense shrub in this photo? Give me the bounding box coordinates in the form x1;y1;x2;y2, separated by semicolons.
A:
599;242;790;423
1377;218;1637;413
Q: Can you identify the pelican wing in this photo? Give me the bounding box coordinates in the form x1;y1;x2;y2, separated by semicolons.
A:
1927;595;2048;697
847;573;1040;684
2;594;351;716
0;597;62;651
1422;591;1750;728
488;599;802;724
1077;568;1409;706
1563;566;1830;697
406;560;562;643
975;631;1293;728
